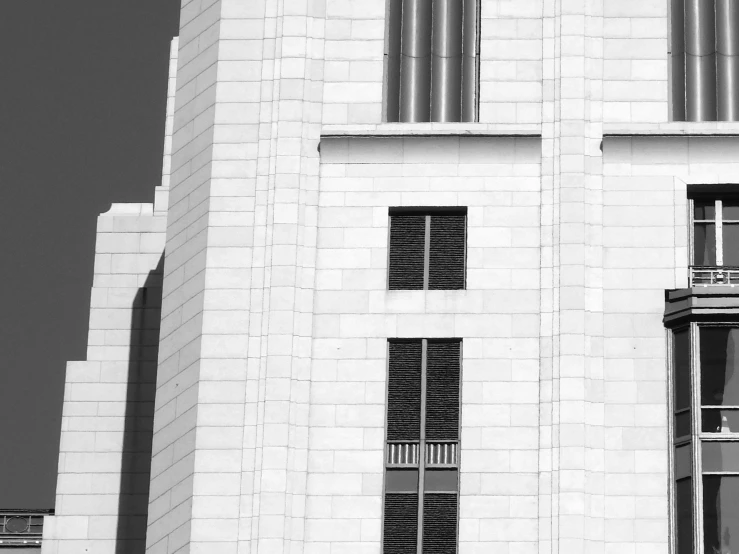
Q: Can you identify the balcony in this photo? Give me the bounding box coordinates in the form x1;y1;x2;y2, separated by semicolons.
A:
690;266;739;287
0;510;50;549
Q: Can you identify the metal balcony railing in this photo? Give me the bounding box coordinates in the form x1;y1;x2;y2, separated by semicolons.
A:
0;510;49;548
690;266;739;286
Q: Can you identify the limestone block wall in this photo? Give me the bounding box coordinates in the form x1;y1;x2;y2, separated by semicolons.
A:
306;134;541;553
479;0;542;124
41;204;166;554
323;0;385;124
601;134;739;552
603;0;670;123
322;0;543;125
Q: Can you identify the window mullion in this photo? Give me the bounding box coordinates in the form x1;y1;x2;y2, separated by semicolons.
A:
716;200;724;266
417;339;428;554
692;322;704;554
423;216;431;290
689;198;695;267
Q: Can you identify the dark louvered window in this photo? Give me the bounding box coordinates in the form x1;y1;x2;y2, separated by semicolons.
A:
383;339;461;554
389;210;466;291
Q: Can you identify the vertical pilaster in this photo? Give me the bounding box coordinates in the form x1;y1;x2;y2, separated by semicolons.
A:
541;1;604;552
243;1;324;552
145;0;323;552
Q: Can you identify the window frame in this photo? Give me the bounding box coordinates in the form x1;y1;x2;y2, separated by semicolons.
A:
669;322;739;554
688;195;739;286
381;338;463;554
387;207;468;291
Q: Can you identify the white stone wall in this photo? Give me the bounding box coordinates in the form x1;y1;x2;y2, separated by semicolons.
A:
600;134;739;553
306;134;541;553
322;0;543;125
603;0;670;124
44;1;739;553
479;0;542;124
42;204;166;554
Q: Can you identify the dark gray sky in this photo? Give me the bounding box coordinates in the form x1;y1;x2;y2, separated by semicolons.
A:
0;1;180;508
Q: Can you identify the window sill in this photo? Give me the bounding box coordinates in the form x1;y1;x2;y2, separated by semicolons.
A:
321;123;541;139
604;122;739;137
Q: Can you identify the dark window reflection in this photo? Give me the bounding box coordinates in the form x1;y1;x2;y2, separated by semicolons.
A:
723;201;739;221
694;223;717;265
701;442;739;473
695;201;716;220
676;411;691;438
702;409;739;433
675;329;691;411
677;477;693;554
724;223;739;266
703;476;739;554
701;327;739;407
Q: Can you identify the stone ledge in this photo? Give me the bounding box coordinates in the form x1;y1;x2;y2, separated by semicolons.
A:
101;203;154;217
605;122;739;137
321;123;542;138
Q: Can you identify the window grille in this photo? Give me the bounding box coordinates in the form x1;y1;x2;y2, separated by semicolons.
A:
672;0;739;121
385;0;479;122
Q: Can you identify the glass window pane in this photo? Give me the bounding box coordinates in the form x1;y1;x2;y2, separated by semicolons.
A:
676;411;691;438
695;200;716;220
385;469;419;492
674;329;691;412
703;476;739;554
702;442;739;472
724;223;739;266
676;444;692;479
676;477;693;554
700;327;739;407
702;409;739;433
724;200;739;221
694;223;717;265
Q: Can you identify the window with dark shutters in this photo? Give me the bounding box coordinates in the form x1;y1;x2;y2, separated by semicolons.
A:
388;215;426;290
388;209;466;291
383;339;461;554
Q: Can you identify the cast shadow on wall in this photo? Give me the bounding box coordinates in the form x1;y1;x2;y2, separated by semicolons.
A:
116;255;163;554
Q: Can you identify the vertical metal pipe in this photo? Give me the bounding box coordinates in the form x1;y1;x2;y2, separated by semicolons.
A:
672;0;687;121
431;0;463;122
400;0;432;122
685;0;717;121
461;0;478;122
386;0;403;122
716;0;739;120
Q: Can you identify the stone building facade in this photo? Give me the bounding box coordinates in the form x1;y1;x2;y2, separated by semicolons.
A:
40;0;739;553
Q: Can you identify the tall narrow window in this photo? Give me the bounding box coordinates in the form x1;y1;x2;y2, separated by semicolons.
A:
672;0;739;121
385;0;479;122
388;209;466;290
383;339;461;554
670;325;739;554
690;196;739;285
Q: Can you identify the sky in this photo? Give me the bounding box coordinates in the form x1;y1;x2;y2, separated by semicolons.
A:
0;1;180;508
